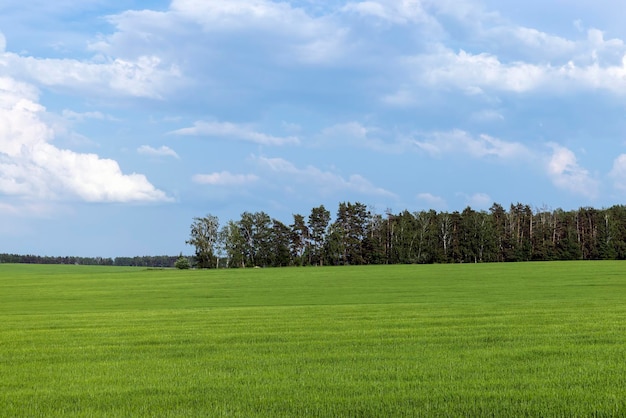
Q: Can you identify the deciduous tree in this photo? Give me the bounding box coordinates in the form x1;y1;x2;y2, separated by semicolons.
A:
186;214;219;268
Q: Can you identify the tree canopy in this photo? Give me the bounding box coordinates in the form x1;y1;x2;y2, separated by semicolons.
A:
185;202;626;268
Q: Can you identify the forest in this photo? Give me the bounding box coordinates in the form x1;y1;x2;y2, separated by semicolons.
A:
186;202;626;268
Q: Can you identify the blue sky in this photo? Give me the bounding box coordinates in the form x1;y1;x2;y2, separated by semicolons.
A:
2;0;626;257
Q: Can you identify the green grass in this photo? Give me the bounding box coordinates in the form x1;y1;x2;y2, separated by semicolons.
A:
1;262;626;416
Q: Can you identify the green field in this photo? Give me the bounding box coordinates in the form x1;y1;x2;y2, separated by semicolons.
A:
1;262;626;417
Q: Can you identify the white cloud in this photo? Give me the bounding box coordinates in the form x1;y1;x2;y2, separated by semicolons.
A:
546;143;599;198
103;0;349;66
511;26;575;54
171;0;304;30
409;43;626;95
0;52;181;99
192;171;259;186
0;76;169;202
137;145;179;159
417;192;447;209
343;0;437;26
390;22;626;99
62;110;109;121
171;120;300;146
414;129;530;160
609;154;626;192
256;155;395;197
417;49;547;94
482;25;577;62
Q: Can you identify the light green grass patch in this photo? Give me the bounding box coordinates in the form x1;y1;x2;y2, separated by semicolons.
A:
1;262;625;416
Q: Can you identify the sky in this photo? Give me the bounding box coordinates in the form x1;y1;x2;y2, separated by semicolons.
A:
2;0;626;257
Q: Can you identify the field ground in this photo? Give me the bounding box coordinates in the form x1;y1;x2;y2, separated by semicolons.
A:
1;262;626;416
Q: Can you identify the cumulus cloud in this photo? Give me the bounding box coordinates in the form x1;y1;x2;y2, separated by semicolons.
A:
171;120;300;146
414;129;530;160
255;155;395;197
137;145;179;159
546;143;599;198
192;171;259;186
0;76;169;202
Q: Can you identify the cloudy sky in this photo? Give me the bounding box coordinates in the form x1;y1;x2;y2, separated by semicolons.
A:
2;0;626;257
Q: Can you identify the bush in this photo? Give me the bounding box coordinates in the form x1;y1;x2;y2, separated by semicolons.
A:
175;256;191;270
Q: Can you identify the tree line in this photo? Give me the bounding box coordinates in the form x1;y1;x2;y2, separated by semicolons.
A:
187;202;626;268
0;254;180;267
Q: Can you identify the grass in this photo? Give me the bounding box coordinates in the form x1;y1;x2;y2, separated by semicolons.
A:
1;262;626;416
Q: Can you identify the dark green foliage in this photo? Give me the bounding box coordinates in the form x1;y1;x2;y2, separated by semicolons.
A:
207;203;626;267
270;219;291;267
332;201;370;265
289;214;309;266
308;205;331;266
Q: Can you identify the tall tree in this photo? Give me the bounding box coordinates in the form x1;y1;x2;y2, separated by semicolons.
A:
324;222;344;266
388;210;415;264
308;205;331;266
333;201;371;265
290;214;309;266
271;219;292;267
238;211;273;267
489;203;508;262
220;220;246;268
363;212;386;264
606;205;626;258
186;214;220;268
437;212;453;262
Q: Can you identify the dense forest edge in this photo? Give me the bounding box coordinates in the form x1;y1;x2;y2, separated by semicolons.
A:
5;202;626;268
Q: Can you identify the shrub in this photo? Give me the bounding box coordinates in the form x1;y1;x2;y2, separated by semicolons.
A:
175;255;190;270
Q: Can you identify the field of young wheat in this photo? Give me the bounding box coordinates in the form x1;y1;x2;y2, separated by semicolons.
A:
1;262;625;416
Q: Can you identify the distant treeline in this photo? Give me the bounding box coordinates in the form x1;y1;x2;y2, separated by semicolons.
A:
188;202;626;268
0;254;181;267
